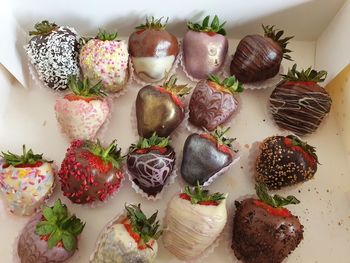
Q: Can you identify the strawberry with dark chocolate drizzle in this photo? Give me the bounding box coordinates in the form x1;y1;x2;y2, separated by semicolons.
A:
232;183;303;263
58;140;124;204
129;17;179;82
136;75;191;138
181;127;238;186
256;135;318;189
230;25;294;83
189;75;243;131
127;133;175;196
270;64;331;136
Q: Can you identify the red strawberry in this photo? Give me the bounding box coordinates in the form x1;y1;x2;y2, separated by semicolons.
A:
270;64;331;136
129;17;179;82
55;75;109;141
58;139;124;204
0;145;55;216
189;75;242;131
136;75;191;138
232;183;304;263
90;204;161;262
163;184;227;261
256;135;318;189
230;25;294;83
127;133;175;196
181;127;238;185
17;199;85;263
183;15;228;79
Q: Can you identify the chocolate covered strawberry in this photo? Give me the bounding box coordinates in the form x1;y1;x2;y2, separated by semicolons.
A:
25;20;80;91
127;133;175;196
136;75;191;138
183;15;228;79
129;17;179;82
17;199;85;263
91;204;162;263
80;30;129;93
270;64;331;136
58;139;124;204
232;183;303;263
181;127;238;186
256;135;318;189
55;75;109;140
230;25;294;83
0;145;55;216
189;75;242;131
163;184;227;261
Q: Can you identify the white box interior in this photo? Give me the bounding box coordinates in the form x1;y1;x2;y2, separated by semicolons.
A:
0;0;349;262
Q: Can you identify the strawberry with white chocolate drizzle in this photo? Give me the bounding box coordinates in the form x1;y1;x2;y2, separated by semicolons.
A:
255;135;318;189
80;30;129;93
55;75;109;141
90;204;162;263
163;184;227;261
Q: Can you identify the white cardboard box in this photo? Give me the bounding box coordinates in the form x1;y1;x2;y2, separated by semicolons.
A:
0;0;350;262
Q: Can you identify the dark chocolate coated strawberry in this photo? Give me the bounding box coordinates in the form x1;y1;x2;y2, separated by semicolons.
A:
230;25;293;83
181;127;238;185
183;15;228;79
270;64;331;136
136;75;191;138
129;17;179;82
25;20;80;91
256;135;318;189
127;133;175;196
189;75;242;131
232;183;303;263
58;140;124;204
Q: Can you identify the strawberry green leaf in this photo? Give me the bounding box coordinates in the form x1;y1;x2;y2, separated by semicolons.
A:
208;75;243;94
35;222;57;236
202;16;210;28
255;183;300;208
135;16;169;31
67;75;107;99
282;64;327;83
129;132;170;152
62;231;77;251
96;29;118;41
86;140;124;169
43;207;57;223
183;183;226;204
187;15;226;36
29;20;58;36
48;229;62;249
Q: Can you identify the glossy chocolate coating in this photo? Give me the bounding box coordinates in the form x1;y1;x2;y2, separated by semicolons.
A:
270;81;332;136
232;198;304;263
189;80;238;131
127;147;175;196
18;213;74;263
129;29;179;57
230;35;282;83
183;31;228;79
256;136;317;189
136;85;185;138
181;134;233;185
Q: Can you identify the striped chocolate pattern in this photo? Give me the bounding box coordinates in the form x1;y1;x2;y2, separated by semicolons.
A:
230;35;282;83
127;148;175;196
270;82;332;136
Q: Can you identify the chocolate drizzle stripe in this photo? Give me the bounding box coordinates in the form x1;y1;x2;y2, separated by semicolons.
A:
270;85;331;135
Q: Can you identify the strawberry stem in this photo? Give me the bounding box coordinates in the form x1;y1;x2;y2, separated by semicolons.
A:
182;183;225;204
29;20;58;36
205;126;236;149
86;140;124;169
96;29;118;41
162;75;191;97
208;74;243;94
135;16;169;31
255;183;300;208
282;64;327;83
129;133;169;153
187;15;226;36
68;75;107;98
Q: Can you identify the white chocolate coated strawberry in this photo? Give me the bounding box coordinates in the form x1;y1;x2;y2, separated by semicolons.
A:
91;223;158;263
55;98;109;140
79;39;129;93
163;195;227;261
0;162;55;216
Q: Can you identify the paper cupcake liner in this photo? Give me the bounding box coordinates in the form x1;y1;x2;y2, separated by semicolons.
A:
247;133;307;192
130;42;181;87
177;140;241;188
179;41;229;82
185;94;242;134
0;162;57;217
241;65;284;90
126;163;179;201
266;91;332;138
89;212;128;262
162;194;228;263
130;102;188;141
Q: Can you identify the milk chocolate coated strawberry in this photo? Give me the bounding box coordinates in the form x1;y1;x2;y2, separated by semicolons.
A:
129;17;179;82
